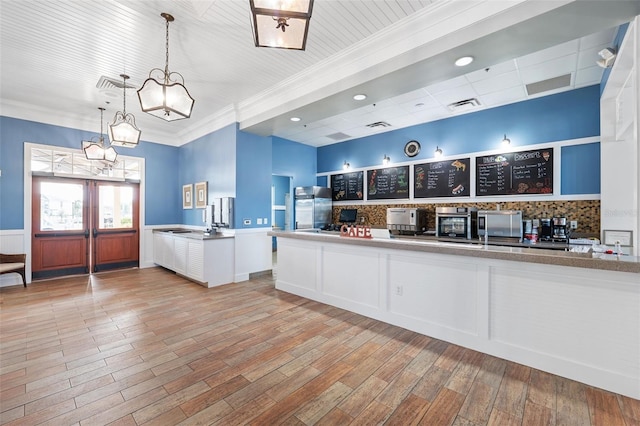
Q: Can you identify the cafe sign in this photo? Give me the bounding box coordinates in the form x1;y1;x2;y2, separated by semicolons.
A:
340;224;372;239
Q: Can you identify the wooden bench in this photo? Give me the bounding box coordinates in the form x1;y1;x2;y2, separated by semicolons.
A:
0;254;27;287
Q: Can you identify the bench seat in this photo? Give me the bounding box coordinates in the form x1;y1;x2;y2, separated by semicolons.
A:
0;254;27;287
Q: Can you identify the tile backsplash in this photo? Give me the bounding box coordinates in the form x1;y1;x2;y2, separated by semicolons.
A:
332;200;600;235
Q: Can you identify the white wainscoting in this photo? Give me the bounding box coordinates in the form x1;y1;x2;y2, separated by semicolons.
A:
0;229;27;287
275;236;640;399
233;228;273;282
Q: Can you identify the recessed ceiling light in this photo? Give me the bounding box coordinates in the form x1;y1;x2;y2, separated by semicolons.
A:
455;56;474;67
290;117;301;122
353;94;367;101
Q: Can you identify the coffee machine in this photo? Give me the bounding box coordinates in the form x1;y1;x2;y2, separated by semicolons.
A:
539;218;553;241
552;217;569;242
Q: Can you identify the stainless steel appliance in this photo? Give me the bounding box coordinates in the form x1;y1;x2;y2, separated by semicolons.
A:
387;208;428;234
540;218;553;241
205;197;235;229
552;217;569;242
294;186;332;229
435;207;477;239
477;210;523;241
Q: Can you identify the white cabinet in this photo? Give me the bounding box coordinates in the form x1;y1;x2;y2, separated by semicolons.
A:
173;237;188;275
153;231;234;287
187;240;204;281
153;232;175;269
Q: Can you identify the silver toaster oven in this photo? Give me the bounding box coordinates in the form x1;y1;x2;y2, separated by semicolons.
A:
387;208;428;234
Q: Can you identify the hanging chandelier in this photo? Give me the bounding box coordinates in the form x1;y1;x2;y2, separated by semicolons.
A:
82;107;118;164
109;74;141;147
137;13;194;121
249;0;314;50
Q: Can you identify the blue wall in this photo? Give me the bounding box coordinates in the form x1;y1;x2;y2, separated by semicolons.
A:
272;136;318;188
0;116;180;229
561;143;600;194
235;129;273;228
317;85;601;195
179;123;236;226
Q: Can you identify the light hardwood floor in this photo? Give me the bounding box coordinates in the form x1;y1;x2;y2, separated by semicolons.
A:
1;267;638;425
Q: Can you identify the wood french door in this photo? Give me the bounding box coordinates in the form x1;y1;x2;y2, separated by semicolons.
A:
32;176;139;279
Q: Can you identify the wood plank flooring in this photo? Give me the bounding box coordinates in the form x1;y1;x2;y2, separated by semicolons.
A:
1;267;638;425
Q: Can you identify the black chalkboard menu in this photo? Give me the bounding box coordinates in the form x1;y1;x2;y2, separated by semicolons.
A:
476;148;553;196
367;166;409;200
414;158;470;198
331;171;364;201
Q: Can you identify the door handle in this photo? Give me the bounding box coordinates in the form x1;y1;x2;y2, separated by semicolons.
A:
85;229;89;238
93;228;98;238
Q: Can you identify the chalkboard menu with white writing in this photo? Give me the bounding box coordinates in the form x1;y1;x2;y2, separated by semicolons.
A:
476;148;553;196
331;171;364;201
414;158;470;198
367;166;410;200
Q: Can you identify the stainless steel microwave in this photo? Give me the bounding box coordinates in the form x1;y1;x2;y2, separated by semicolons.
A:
435;207;478;239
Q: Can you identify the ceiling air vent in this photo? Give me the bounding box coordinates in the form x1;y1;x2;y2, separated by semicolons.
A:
365;121;392;128
96;75;137;90
447;98;481;112
326;132;351;141
526;74;571;96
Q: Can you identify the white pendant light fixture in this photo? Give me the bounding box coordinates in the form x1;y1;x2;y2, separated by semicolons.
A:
138;13;194;121
109;74;141;147
83;107;118;164
250;0;314;50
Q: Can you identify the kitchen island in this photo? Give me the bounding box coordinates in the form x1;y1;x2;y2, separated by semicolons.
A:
270;229;640;399
153;229;234;287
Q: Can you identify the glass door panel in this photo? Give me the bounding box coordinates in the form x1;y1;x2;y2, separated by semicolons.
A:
32;177;89;279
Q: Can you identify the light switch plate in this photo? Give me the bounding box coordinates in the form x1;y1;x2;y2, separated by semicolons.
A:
257;218;263;225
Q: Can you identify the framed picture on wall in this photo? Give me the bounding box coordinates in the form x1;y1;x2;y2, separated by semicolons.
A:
195;181;208;209
183;184;193;209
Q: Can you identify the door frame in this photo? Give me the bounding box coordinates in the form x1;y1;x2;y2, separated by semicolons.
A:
23;142;146;282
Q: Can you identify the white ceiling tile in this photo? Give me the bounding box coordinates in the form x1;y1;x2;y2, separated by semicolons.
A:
574;66;605;87
429;84;480;106
470;71;521;95
518;54;578;84
516;40;580;68
579;27;617;50
398;95;441;113
480;86;527;107
465;60;517;82
424;75;470;94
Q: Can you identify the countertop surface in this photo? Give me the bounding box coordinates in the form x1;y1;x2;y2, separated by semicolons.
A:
270;229;640;274
153;228;234;241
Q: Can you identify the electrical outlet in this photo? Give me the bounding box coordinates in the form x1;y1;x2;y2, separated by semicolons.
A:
263;218;268;224
570;220;578;229
243;219;251;226
257;218;263;225
395;285;403;296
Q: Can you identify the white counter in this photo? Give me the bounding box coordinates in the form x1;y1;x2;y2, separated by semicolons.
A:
271;230;640;399
153;229;234;287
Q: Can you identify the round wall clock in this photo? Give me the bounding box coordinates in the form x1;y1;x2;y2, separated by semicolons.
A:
404;140;421;157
